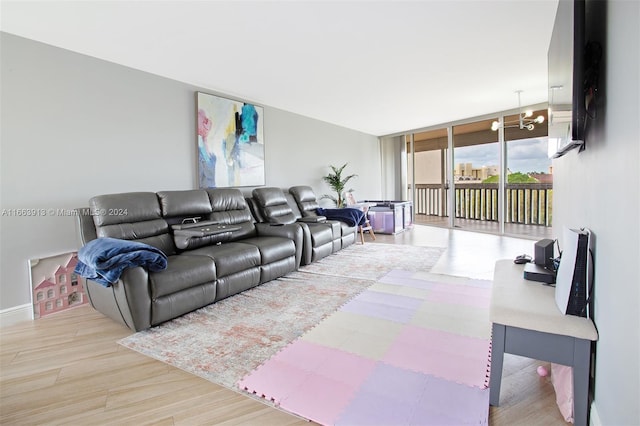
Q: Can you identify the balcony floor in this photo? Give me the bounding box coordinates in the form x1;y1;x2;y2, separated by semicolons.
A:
413;214;554;240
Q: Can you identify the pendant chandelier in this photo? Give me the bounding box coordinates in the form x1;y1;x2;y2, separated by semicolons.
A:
491;90;545;131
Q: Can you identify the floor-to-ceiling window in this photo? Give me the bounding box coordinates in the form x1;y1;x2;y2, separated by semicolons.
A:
404;105;552;238
502;108;552;238
406;128;449;227
452;119;500;232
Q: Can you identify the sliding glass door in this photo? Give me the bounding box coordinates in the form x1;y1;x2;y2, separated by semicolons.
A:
503;108;553;238
404;106;552;238
452;119;500;232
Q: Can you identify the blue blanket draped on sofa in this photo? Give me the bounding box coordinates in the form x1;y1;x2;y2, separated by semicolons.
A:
74;237;168;287
316;207;366;227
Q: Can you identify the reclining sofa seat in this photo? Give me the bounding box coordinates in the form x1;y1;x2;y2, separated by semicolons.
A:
289;185;357;249
284;192;342;253
76;188;302;332
250;187;338;264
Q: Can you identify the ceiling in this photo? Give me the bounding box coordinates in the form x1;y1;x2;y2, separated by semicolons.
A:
0;0;559;136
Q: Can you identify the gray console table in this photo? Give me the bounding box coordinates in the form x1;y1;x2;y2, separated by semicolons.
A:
489;260;598;426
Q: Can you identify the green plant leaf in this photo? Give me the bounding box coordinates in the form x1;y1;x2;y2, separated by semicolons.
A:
321;163;357;207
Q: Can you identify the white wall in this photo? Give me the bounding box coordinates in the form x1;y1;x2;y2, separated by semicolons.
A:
552;1;639;424
264;108;381;201
0;33;381;315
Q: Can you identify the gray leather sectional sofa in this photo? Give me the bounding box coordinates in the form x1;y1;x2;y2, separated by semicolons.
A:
76;186;356;331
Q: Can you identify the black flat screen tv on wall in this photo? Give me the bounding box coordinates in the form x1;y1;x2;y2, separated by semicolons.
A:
547;0;586;159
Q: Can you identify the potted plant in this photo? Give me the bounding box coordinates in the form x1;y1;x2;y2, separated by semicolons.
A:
321;163;357;208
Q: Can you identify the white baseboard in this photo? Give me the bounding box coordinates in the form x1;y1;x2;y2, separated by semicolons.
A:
0;304;33;328
590;402;602;426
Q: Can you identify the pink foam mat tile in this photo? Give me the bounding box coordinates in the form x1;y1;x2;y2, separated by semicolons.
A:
382;326;491;388
383;349;490;388
279;371;362;425
238;358;311;404
270;339;332;372
427;332;491;359
310;347;377;387
395;325;490;355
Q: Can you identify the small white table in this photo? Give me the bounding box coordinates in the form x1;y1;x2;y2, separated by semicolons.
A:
489;260;598;426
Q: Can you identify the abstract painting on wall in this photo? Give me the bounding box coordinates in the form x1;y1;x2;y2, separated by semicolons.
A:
197;92;265;188
29;252;88;319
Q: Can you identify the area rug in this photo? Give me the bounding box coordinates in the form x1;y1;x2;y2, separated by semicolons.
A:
239;269;493;425
117;243;445;390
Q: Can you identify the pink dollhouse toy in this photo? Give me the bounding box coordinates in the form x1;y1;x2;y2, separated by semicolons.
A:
30;253;88;319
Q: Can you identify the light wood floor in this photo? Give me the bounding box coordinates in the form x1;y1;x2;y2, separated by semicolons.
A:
1;226;570;425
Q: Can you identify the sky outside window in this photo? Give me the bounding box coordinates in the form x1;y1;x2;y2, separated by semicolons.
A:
454;137;551;174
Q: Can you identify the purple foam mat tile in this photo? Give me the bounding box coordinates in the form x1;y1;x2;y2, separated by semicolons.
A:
412;376;490;425
334;388;415;426
357;362;431;401
435;336;492;361
334;363;438;426
355;362;490;425
341;299;418;324
348;289;424;309
410;408;482;426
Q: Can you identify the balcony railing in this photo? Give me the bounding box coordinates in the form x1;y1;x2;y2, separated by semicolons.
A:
413;183;553;227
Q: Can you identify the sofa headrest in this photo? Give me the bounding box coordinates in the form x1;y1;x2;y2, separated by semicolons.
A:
252;187;287;207
251;187;296;224
157;190;212;218
90;192;161;227
289;186;319;216
203;188;256;240
89;192;175;255
206;188;250;213
289;186;317;203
